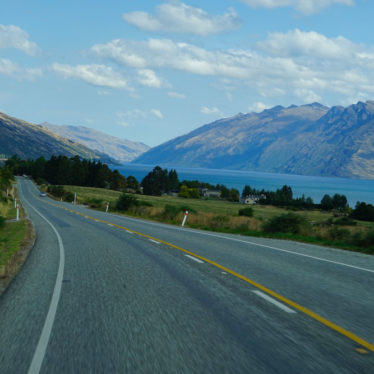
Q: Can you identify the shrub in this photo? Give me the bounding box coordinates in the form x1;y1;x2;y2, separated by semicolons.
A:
0;215;6;229
162;204;181;220
263;213;308;234
86;198;103;208
238;207;254;217
327;227;350;242
334;216;356;226
47;185;65;197
116;193;139;211
64;191;75;202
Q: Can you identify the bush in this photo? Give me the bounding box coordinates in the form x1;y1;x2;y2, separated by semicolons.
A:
0;216;6;230
334;216;356;226
327;227;350;242
263;213;308;234
116;193;139;211
86;198;103;208
47;185;65;197
64;191;75;202
238;207;254;217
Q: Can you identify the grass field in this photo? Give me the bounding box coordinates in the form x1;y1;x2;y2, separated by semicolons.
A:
0;186;29;278
58;185;374;254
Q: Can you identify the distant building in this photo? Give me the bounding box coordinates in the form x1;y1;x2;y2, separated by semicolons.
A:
240;194;266;205
200;188;221;199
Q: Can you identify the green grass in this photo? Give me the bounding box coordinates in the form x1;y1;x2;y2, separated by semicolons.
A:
58;185;374;255
0;220;27;267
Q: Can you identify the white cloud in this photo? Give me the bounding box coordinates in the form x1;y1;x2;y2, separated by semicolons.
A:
258;29;356;59
91;32;374;104
201;106;223;116
137;69;164;88
0;58;42;80
151;108;163;118
0;25;39;55
168;91;186;99
116;108;162;127
122;2;241;36
239;0;354;15
52;63;131;90
248;102;270;112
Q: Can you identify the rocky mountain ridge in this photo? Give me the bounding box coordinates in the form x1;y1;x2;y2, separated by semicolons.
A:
0;112;114;162
133;101;374;179
40;123;150;163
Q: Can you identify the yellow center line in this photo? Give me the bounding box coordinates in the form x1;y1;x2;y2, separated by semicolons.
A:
42;197;374;353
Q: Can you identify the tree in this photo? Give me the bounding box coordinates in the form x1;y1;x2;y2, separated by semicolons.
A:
350;202;374;222
242;185;252;197
126;176;140;192
168;169;179;191
332;194;348;210
321;194;334;210
141;166;170;195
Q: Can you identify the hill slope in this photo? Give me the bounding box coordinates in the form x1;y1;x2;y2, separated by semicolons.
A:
133;101;374;179
0;112;113;161
41;123;150;163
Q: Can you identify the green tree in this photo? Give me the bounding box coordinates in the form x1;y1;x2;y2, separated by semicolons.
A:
141;166;169;195
321;194;334;210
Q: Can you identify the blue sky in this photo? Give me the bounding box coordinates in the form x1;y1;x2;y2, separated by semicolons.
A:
1;0;374;146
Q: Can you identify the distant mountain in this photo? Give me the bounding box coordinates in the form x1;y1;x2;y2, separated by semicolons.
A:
41;123;150;163
133;101;374;179
0;112;114;162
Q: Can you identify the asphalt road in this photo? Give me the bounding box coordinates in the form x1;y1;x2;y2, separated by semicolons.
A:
0;178;373;373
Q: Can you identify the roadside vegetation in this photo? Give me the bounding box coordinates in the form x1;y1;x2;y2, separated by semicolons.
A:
0;167;30;282
6;156;374;255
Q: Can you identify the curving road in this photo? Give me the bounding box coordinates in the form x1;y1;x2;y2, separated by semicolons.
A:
0;178;373;373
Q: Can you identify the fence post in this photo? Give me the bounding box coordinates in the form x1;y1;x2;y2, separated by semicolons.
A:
181;210;189;227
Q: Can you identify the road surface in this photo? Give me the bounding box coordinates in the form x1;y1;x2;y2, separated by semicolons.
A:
0;178;373;373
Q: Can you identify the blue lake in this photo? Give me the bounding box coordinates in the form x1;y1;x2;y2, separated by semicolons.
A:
112;163;374;207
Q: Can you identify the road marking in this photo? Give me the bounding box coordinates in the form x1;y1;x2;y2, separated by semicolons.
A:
184;230;374;274
18;183;65;374
253;290;296;314
149;239;160;244
107;224;114;227
33;189;374;353
185;254;204;264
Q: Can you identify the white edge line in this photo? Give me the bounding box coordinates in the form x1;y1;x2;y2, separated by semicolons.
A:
185;230;374;274
149;239;160;244
185;255;204;264
252;290;296;314
19;182;65;374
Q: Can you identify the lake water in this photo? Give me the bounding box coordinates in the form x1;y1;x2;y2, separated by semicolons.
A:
112;163;374;207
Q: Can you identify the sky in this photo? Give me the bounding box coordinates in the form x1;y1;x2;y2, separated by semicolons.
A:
1;0;374;147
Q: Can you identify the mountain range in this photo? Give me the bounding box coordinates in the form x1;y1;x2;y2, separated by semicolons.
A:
133;101;374;179
0;112;114;162
40;123;149;163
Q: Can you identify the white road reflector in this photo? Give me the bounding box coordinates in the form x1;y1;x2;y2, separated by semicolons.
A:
185;255;204;264
252;290;296;314
149;239;160;244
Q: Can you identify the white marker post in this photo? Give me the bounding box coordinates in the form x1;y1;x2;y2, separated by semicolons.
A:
181;210;189;227
16;203;19;221
14;198;17;208
105;202;109;213
74;192;77;205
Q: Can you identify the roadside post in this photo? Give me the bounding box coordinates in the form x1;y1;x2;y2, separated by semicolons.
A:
14;198;17;208
74;192;77;205
181;210;189;227
16;203;19;221
106;202;109;213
